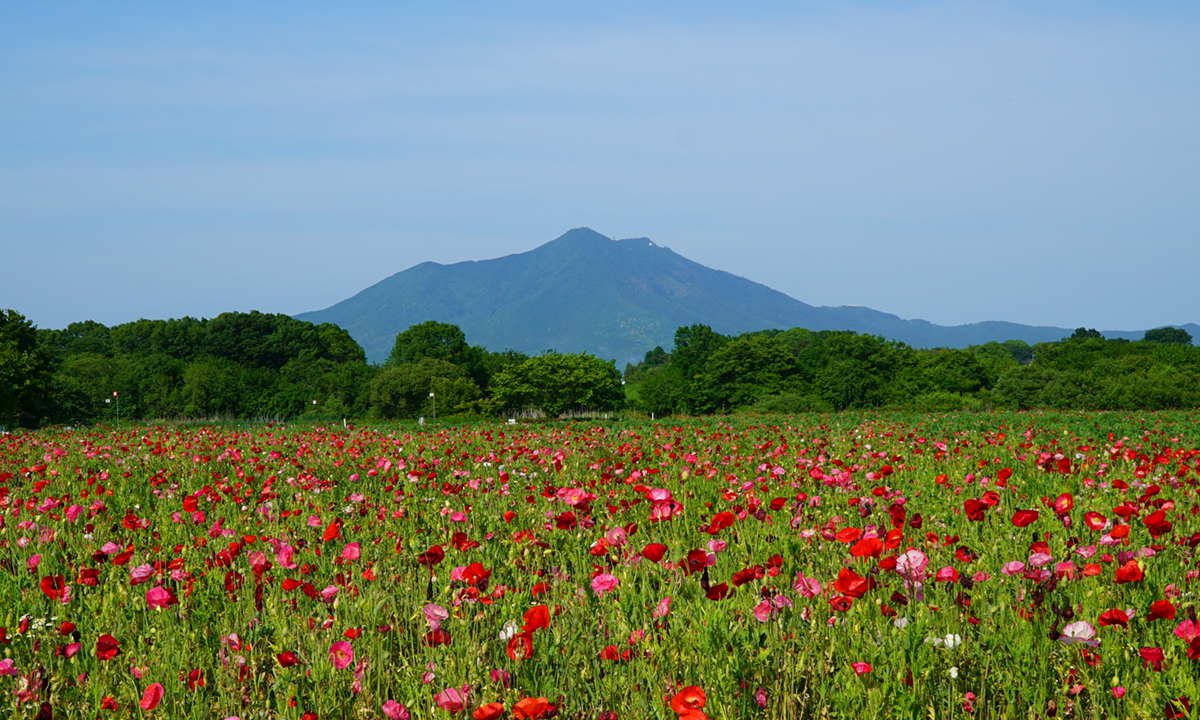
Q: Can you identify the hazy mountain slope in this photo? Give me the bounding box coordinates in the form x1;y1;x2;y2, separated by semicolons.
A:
296;228;1197;364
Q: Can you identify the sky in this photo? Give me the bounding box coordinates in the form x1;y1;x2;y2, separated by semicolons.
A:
3;1;1198;334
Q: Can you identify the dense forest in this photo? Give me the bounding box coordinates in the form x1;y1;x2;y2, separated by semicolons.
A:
0;307;1196;428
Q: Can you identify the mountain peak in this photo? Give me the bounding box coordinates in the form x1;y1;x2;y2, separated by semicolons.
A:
294;228;1197;365
550;227;612;244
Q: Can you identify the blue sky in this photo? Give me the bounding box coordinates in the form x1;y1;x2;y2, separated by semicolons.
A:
3;1;1198;334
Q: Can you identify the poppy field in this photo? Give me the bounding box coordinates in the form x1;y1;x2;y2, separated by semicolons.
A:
3;411;1200;719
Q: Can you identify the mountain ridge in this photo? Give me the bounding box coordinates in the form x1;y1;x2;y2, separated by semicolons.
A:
295;228;1198;364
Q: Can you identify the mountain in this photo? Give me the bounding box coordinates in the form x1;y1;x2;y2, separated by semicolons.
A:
295;228;1198;364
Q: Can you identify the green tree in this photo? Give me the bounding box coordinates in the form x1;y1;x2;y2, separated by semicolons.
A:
370;358;471;419
992;366;1061;409
0;309;53;427
635;365;690;416
387;321;472;367
491;353;623;417
695;334;797;412
1070;328;1104;341
670;325;728;381
1143;327;1193;345
623;345;671;382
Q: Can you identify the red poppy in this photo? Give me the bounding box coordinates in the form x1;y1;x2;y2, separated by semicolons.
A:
1053;493;1073;516
982;490;1000;507
705;583;729;601
832;568;872;598
997;468;1012;482
850;538;883;559
1097;608;1129;628
1166;696;1192;720
1143;510;1173;538
522;605;549;633
600;645;620;660
829;596;853;612
423;628;452;647
506;632;533;661
685;549;708;575
1083;512;1107;531
474;703;505;720
140;683;165;710
1148;600;1176;622
670;686;707;714
513;697;551;719
1114;560;1144;585
554;511;577;530
186;667;204;690
883;529;904;550
835;527;863;543
417;545;445;566
954;546;977;563
963;499;986;522
460;562;491;587
321;518;343;542
77;568;99;586
277;651;300;667
39;575;66;601
101;696;119;710
731;566;765;586
1011;510;1039;527
451;532;479;551
705;512;735;534
1139;646;1164;672
96;634;121;661
641;543;667;563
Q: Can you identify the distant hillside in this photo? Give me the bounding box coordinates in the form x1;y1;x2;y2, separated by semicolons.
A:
296;228;1197;364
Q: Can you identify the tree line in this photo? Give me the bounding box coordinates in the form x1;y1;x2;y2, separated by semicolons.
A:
624;324;1197;415
0;311;623;427
1;307;1195;428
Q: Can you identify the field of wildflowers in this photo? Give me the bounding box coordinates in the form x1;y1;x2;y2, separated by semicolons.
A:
2;411;1200;719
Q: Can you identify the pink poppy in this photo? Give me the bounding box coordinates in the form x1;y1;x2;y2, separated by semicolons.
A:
591;573;619;598
341;542;361;562
793;572;821;598
276;544;298;569
653;596;672;618
330;640;354;670
423;604;449;631
1058;621;1099;647
851;662;872;676
1001;561;1026;576
895;549;928;583
146;586;178;610
435;685;469;713
934;566;959;583
382;700;410;719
